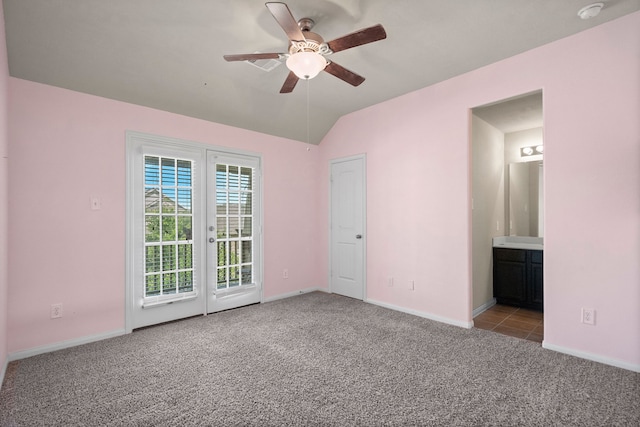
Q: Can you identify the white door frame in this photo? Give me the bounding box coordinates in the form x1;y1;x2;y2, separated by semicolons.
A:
125;131;263;333
329;154;367;300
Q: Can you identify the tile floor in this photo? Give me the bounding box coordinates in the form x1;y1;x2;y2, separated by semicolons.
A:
474;304;543;343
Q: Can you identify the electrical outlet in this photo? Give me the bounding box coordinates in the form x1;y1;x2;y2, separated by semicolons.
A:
408;280;415;291
51;303;63;319
387;277;394;287
283;269;289;279
581;307;595;325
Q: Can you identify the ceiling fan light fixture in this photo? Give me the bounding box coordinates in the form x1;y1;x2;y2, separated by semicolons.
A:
286;52;327;80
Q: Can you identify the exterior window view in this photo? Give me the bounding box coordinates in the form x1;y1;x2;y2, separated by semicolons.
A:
144;156;194;297
215;164;254;290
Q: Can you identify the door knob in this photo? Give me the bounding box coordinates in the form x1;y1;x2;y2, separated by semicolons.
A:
356;234;362;239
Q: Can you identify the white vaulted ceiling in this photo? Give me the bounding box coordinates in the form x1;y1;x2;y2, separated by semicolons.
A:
3;0;639;144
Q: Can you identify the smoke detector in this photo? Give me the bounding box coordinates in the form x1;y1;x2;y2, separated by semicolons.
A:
577;3;604;20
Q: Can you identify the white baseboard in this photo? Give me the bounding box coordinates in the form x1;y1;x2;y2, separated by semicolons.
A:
472;298;497;318
367;298;473;329
543;341;640;373
8;329;127;362
262;287;327;303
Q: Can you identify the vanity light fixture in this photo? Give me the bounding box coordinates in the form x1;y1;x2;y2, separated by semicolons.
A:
578;3;604;20
521;145;544;157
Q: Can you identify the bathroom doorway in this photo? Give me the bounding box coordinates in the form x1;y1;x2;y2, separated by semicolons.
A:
470;90;544;342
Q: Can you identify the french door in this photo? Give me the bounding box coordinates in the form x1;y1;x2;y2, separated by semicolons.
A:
126;133;262;331
206;152;261;312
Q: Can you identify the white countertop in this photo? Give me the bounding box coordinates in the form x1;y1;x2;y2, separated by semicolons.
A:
493;236;543;250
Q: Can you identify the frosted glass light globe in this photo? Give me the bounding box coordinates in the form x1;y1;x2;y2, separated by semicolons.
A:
286;52;327;80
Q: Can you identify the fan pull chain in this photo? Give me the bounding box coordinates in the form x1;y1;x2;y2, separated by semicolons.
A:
306;78;310;145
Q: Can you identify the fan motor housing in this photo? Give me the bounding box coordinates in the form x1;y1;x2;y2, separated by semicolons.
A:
289;31;326;54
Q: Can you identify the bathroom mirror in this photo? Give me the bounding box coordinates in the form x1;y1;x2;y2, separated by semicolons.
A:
507;161;543;237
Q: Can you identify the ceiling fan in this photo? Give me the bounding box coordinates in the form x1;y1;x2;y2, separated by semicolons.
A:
223;2;387;93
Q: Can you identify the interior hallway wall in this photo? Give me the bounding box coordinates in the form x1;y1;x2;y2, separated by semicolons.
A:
471;115;505;311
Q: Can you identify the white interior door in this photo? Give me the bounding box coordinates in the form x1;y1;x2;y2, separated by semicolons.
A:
330;155;366;300
127;133;262;330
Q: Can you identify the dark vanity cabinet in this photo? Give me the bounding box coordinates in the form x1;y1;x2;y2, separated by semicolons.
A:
493;248;543;311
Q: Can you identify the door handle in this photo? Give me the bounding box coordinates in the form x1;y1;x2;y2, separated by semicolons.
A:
356;234;362;239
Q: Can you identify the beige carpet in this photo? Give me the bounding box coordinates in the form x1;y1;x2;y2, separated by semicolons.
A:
1;292;638;426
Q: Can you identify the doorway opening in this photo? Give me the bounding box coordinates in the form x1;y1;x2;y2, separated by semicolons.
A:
470;90;544;343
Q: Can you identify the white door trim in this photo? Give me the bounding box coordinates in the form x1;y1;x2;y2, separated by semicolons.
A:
328;154;367;301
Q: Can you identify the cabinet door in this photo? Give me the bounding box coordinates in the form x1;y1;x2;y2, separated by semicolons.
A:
494;261;527;303
493;249;527;305
529;250;543;310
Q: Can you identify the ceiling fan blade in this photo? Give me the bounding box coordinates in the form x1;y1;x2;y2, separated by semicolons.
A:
266;2;306;42
324;62;365;87
280;71;299;93
223;53;282;62
326;24;387;53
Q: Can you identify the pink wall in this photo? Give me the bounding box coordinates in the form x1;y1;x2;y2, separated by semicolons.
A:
0;0;9;373
318;12;640;368
7;79;324;353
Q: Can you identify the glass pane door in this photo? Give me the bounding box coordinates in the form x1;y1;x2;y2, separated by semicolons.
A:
207;152;261;312
127;138;205;331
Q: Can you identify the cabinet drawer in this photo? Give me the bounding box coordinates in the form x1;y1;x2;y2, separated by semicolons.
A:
493;248;526;262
